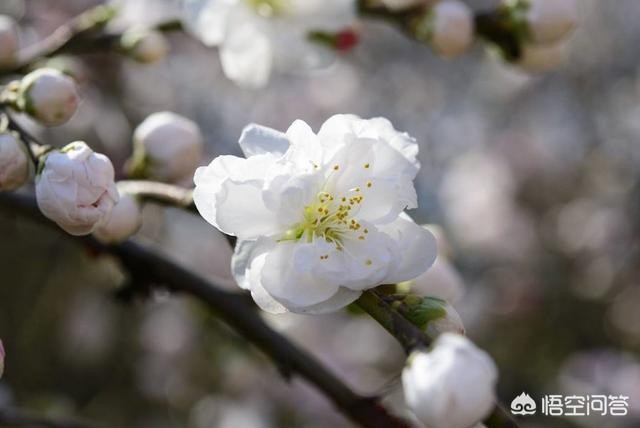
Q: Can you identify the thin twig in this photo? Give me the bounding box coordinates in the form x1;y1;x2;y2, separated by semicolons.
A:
0;192;409;428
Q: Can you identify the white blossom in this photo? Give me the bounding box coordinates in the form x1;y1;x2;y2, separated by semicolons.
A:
183;0;356;88
402;333;498;428
18;68;79;127
0;132;30;191
36;141;119;236
194;114;437;313
0;15;19;69
93;192;142;244
525;0;578;45
430;0;475;58
132;111;203;182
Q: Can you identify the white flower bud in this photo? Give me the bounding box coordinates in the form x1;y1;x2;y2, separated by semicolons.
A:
18;68;79;127
93;192;142;244
0;339;4;378
121;29;169;64
526;0;578;45
430;0;475;58
36;141;119;236
402;334;498;428
518;42;567;72
0;15;19;69
132;112;203;182
381;0;426;11
0;132;30;191
400;295;465;338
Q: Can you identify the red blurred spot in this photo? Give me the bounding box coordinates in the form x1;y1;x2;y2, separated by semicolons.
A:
335;29;359;51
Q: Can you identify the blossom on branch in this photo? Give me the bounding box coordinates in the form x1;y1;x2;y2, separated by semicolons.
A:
194;114;437;313
183;0;357;88
36;141;119;236
402;333;498;428
0;132;30;191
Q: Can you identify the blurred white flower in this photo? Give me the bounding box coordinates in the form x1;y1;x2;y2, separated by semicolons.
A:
36;141;119;236
132;111;203;182
17;68;79;127
0;132;30;191
93;192;142;244
518;42;568;72
183;0;357;87
402;333;498;428
430;0;475;58
0;15;19;69
194;114;437;313
525;0;578;45
0;339;4;378
121;28;169;64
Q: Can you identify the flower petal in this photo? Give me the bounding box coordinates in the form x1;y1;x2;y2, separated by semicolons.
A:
379;213;438;284
182;0;235;46
239;124;290;158
193;154;283;239
261;241;341;307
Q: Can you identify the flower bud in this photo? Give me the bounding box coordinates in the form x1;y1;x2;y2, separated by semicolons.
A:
402;334;498;428
36;141;119;236
417;0;475;58
130;112;203;182
17;68;79;127
93;192;142;244
121;29;169;64
399;295;465;339
0;15;19;69
525;0;578;45
0;339;4;378
0;132;30;191
517;42;567;72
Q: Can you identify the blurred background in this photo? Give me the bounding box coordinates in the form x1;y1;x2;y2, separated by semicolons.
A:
0;0;639;427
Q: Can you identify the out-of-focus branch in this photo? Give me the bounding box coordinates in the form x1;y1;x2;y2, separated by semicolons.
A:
0;192;410;428
0;406;104;428
356;289;520;428
4;5;183;76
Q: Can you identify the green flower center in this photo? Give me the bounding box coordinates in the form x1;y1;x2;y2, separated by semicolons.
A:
281;165;374;249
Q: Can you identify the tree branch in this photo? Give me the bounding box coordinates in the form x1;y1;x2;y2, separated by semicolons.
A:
0;192;409;428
